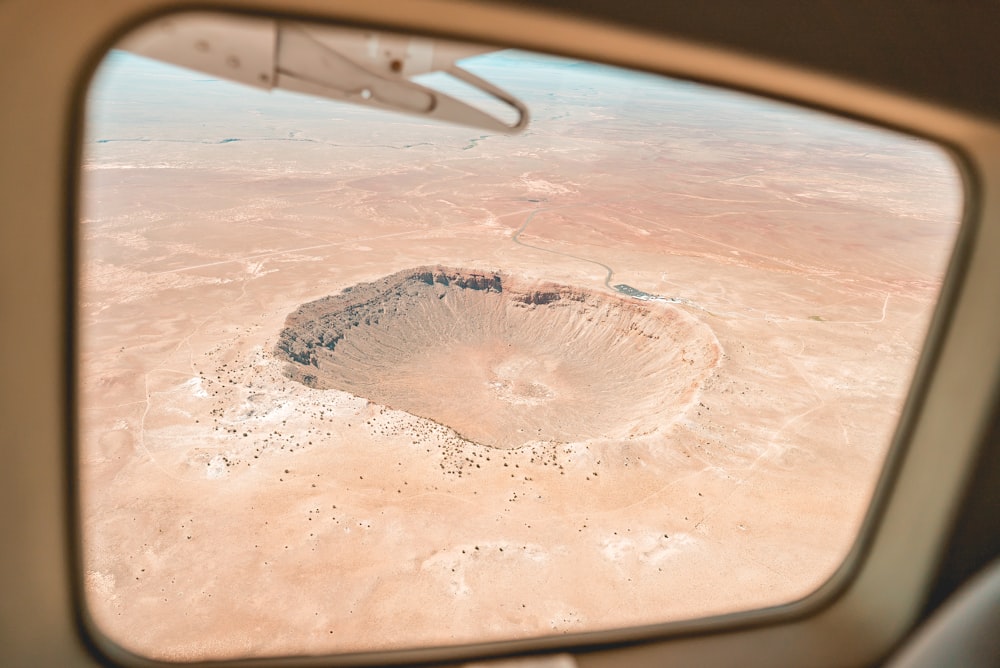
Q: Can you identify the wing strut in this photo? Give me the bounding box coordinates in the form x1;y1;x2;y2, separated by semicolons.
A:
119;12;529;134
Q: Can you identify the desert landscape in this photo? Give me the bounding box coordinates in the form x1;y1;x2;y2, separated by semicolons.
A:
78;46;962;660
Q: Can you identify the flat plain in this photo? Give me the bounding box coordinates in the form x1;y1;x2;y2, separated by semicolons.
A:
78;50;962;660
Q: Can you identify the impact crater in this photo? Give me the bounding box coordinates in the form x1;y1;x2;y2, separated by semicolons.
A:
276;267;720;448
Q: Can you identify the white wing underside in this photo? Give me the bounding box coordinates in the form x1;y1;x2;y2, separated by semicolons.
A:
118;12;529;133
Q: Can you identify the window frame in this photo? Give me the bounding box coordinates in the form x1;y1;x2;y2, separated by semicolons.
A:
2;1;1000;667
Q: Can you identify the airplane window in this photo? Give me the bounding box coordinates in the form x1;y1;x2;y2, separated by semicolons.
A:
77;13;964;662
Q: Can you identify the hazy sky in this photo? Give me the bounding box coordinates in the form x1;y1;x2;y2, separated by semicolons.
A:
86;47;906;147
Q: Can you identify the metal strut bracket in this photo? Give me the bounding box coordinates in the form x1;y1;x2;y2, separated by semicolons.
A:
119;12;529;134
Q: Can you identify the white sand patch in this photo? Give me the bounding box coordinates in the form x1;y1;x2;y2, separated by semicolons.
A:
183;377;209;398
83;260;230;304
519;176;577;195
205;454;229;479
421;541;551;598
86;570;117;600
226;393;294;423
249;345;270;367
601;531;695;566
273;253;326;263
600;538;631;562
244;260;277;278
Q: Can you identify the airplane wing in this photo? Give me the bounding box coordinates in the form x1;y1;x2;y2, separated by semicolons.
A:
118;12;529;133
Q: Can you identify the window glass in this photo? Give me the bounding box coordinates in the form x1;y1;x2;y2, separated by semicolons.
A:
79;15;963;661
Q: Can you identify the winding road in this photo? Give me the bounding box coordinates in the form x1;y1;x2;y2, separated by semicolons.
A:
511;207;617;290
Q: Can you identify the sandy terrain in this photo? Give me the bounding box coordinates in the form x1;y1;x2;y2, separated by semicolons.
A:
78;50;962;660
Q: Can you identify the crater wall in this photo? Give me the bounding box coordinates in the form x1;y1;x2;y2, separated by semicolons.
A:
276;267;721;448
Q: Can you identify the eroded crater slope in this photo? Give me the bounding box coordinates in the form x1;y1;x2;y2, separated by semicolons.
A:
276;267;720;448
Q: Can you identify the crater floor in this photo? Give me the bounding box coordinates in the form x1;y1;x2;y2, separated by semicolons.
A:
276;267;722;449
